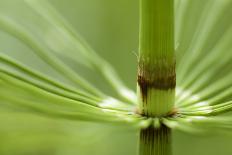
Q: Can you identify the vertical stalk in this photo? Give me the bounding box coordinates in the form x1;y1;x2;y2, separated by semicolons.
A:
139;125;172;155
137;0;175;117
137;0;175;155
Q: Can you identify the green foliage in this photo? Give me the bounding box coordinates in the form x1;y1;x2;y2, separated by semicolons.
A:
0;0;232;154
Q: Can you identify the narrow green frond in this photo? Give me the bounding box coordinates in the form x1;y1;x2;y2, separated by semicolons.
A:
163;116;232;134
175;0;210;62
175;1;232;128
176;71;232;107
23;0;137;104
162;117;204;134
178;27;232;91
0;67;134;112
179;100;232;116
0;54;102;103
0;15;104;97
177;0;232;80
175;0;189;47
0;72;141;124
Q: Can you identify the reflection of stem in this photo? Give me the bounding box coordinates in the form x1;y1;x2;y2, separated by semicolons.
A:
139;125;172;155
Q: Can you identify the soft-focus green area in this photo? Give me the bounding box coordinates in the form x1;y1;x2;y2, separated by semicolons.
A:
0;0;232;155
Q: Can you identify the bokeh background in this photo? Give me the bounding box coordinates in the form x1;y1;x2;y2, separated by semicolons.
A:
0;0;231;155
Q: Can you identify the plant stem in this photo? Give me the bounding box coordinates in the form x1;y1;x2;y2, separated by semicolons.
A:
139;125;172;155
137;0;175;117
137;0;175;155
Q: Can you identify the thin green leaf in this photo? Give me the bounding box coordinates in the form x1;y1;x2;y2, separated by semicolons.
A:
24;0;137;104
0;15;104;97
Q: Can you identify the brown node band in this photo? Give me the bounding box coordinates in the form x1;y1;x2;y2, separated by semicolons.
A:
137;67;176;102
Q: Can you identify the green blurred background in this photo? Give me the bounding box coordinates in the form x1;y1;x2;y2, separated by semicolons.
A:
0;0;231;155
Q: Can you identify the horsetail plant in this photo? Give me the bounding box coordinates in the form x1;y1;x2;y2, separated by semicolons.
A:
0;0;232;155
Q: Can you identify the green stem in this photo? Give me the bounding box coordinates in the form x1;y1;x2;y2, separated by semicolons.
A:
137;0;175;117
139;125;172;155
137;0;175;155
